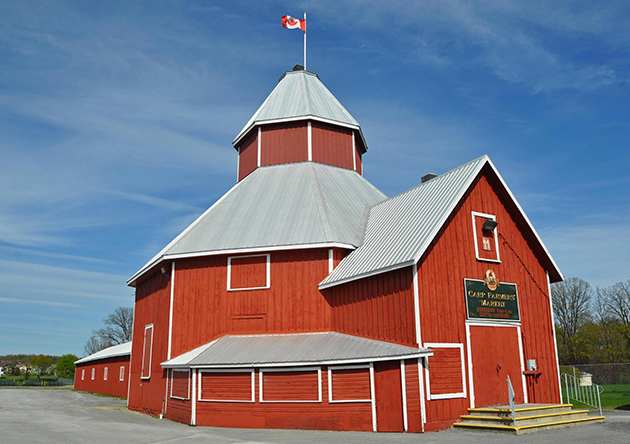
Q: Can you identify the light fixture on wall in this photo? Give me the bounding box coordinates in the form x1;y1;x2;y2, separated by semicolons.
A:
160;267;167;274
483;218;498;232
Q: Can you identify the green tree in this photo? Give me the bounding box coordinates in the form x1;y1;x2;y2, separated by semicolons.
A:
30;355;53;381
55;354;78;379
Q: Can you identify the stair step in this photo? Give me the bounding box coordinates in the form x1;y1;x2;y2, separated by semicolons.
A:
467;403;573;418
460;410;590;426
453;416;605;435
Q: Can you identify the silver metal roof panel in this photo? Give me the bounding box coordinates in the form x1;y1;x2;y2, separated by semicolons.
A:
74;341;131;365
161;332;431;368
234;71;362;146
128;162;386;284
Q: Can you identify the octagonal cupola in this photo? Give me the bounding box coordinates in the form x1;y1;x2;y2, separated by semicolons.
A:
233;66;368;181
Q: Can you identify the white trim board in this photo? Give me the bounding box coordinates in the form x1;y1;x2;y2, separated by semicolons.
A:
198;369;255;403
259;366;322;403
226;254;271;291
401;360;408;432
327;364;372;403
141;323;154;380
423;343;466;400
170;369;191;401
471;211;501;263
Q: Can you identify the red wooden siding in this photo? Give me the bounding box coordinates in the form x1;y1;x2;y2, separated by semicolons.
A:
128;269;171;416
201;371;252;401
74;355;130;399
415;167;561;430
164;370;191;424
141;325;153;378
229;255;268;290
194;366;373;431
262;370;320;401
404;359;423;433
237;131;258;181
427;347;463;395
171;370;190;399
374;360;404;432
170;249;333;358
324;267;416;346
474;214;499;261
329;367;371;401
312;121;354;170
355;146;363;174
261;122;308;166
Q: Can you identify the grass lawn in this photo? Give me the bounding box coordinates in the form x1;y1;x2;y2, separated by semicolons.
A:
569;384;630;411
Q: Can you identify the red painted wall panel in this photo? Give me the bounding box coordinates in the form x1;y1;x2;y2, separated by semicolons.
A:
416;167;561;430
330;368;371;401
229;255;267;289
312;122;354;170
74;355;129;398
404;359;423;433
194;367;373;431
201;371;252;401
170;249;333;358
128;269;171;416
262;370;319;401
237;131;258;181
324;267;416;347
427;348;463;395
171;370;190;399
164;370;191;424
261;122;308;166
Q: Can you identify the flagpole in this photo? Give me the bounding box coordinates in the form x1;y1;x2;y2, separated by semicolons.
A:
304;12;307;70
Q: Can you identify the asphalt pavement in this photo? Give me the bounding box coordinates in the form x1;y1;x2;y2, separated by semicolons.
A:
1;387;629;444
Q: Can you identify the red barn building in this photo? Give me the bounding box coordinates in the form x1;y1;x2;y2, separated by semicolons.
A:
74;342;131;399
124;67;569;432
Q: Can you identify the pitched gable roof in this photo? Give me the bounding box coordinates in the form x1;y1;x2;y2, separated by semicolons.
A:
233;70;367;151
74;342;131;365
128;162;386;286
319;155;563;289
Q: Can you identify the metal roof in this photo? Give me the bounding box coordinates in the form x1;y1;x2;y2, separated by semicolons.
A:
74;342;131;365
161;332;431;368
320;155;563;289
128;162;386;285
233;70;366;149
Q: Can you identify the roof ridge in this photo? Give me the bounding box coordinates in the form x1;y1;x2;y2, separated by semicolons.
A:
307;163;337;242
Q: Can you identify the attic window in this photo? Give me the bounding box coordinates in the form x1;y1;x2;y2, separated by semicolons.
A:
472;211;500;263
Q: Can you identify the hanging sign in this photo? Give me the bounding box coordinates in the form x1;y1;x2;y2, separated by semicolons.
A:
465;270;519;321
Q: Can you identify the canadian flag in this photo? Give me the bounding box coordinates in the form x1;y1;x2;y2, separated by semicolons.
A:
282;15;306;32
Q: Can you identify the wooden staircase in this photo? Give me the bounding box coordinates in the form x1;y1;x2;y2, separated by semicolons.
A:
453;403;605;435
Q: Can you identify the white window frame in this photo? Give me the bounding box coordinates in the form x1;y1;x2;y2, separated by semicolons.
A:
471;211;501;263
119;366;125;382
81;369;85;381
424;343;467;400
328;364;372;403
227;254;271;291
170;369;191;401
259;367;322;403
91;368;95;381
104;367;108;381
198;369;255;403
141;323;154;380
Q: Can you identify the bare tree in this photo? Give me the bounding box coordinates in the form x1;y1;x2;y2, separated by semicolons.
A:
552;277;592;363
83;306;133;355
597;280;630;349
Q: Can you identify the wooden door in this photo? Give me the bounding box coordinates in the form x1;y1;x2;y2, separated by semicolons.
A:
469;325;525;407
374;360;404;432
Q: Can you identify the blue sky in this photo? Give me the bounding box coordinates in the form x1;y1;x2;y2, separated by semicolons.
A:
1;1;629;356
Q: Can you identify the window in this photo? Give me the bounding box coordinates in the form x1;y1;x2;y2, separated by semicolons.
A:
170;369;191;400
141;324;154;379
260;367;322;403
472;212;500;262
119;366;125;382
104;367;108;381
199;370;254;402
227;254;270;291
328;365;372;403
91;368;95;381
81;369;85;381
424;343;466;400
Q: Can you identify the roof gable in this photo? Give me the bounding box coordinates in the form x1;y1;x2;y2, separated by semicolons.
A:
319;155;562;289
74;341;131;365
